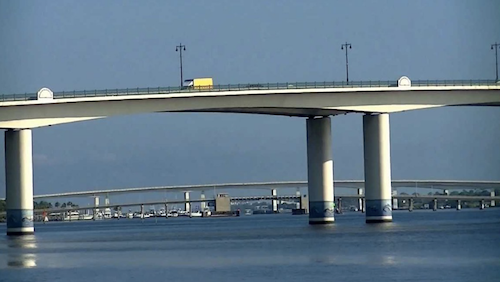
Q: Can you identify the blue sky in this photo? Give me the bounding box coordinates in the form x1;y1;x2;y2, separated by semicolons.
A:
0;1;499;201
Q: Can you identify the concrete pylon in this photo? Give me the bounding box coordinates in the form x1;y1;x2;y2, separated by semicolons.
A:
392;190;398;210
184;192;190;213
200;191;206;210
296;188;301;209
363;114;393;223
357;188;363;212
306;117;334;224
93;196;100;220
5;129;34;235
491;191;496;207
271;189;278;213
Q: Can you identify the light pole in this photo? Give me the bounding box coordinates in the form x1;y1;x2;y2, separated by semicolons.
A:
175;43;186;87
341;42;352;84
492;42;499;81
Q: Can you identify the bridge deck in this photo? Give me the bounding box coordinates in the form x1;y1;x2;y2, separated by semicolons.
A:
2;80;499;102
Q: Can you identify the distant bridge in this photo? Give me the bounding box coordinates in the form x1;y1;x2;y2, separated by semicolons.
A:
8;193;499;216
23;180;500;200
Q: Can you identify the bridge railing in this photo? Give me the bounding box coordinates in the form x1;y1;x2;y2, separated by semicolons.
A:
1;80;498;102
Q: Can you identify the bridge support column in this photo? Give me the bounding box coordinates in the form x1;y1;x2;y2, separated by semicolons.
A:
336;197;343;214
271;189;278;213
392;190;398;210
296;188;301;209
363;114;392;223
164;203;168;219
306;117;334;224
480;199;485;210
5;129;34;236
140;204;144;219
200;191;206;211
433;199;437;211
456;200;461;210
357;189;363;212
184;192;190;213
491;191;496;207
409;198;414;212
93;196;100;220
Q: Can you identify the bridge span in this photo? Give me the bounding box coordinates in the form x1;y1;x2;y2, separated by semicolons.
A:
26;180;500;199
2;77;499;235
15;194;499;219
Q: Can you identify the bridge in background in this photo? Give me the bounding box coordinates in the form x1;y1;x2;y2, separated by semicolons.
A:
10;193;498;219
21;179;500;200
1;76;499;235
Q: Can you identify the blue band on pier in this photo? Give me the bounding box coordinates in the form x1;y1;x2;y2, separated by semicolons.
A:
309;201;335;219
366;199;392;218
7;209;34;229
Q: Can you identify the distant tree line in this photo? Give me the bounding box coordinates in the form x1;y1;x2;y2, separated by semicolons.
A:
0;200;79;213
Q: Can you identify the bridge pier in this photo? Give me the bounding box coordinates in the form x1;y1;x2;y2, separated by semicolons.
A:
491;191;496;207
336;197;343;214
480;199;485;210
357;189;363;212
296;188;301;209
5;129;34;236
306;117;334;224
456;200;461;210
392;190;398;210
271;189;278;213
93;196;100;220
200;191;206;211
184;192;190;213
408;198;414;212
363;114;392;223
433;198;438;211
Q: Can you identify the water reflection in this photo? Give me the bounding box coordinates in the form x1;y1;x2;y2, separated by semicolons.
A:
6;235;37;268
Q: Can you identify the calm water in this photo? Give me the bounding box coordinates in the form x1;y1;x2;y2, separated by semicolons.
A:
1;209;499;282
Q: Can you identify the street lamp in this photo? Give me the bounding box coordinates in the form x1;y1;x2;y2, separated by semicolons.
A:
491;42;499;82
175;43;186;87
341;42;352;84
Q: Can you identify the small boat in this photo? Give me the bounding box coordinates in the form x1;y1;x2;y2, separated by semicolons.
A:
78;214;94;220
63;211;80;221
167;210;178;217
190;211;202;217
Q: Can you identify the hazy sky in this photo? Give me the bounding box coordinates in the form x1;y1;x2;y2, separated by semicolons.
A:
0;1;499;199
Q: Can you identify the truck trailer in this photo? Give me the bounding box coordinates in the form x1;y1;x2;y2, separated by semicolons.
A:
183;78;213;90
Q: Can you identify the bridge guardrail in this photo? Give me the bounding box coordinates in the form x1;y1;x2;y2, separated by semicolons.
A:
1;80;498;102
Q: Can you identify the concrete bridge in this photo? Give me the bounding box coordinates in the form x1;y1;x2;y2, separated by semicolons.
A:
1;76;499;235
16;193;499;220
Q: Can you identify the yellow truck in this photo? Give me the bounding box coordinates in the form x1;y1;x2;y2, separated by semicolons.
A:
183;78;213;90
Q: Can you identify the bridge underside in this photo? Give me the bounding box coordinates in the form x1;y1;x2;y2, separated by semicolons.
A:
171;107;354;117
